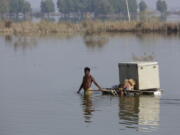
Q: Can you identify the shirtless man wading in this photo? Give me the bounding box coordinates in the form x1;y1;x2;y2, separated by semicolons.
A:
77;67;102;94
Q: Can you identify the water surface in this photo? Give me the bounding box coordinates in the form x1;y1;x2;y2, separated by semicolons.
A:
0;33;180;135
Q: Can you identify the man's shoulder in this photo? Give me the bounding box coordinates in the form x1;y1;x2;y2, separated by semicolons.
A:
90;74;95;79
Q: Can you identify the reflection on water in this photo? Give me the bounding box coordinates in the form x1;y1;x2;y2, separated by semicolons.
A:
138;96;160;132
13;37;37;51
81;95;160;132
3;33;180;52
119;97;139;129
83;33;109;49
3;34;77;51
81;94;95;123
119;96;160;132
5;35;13;42
5;35;37;51
132;53;155;62
109;32;180;42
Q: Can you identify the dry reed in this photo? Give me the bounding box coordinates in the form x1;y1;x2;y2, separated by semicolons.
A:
0;20;180;35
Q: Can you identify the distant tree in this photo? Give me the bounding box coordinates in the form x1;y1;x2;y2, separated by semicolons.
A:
94;0;114;16
9;0;19;15
57;0;138;18
156;0;167;15
41;0;55;15
0;0;9;15
119;0;138;18
111;0;121;13
128;0;138;15
75;0;90;14
139;0;147;12
19;0;26;13
57;0;73;14
9;0;31;16
85;0;95;13
22;1;32;15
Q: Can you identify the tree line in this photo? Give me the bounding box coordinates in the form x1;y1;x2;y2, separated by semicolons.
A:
0;0;31;16
0;0;168;18
56;0;138;17
42;0;168;17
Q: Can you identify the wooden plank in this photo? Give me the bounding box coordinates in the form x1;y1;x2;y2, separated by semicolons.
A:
89;89;163;95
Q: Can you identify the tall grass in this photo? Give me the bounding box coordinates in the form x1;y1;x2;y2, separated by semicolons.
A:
0;20;180;35
0;21;81;34
82;20;180;33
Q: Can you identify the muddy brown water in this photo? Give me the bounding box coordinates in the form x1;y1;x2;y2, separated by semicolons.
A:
0;33;180;135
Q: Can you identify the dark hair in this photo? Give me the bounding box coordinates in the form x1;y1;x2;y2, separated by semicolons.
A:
84;67;90;72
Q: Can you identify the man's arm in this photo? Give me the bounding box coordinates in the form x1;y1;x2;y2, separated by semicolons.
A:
77;77;84;94
92;76;102;90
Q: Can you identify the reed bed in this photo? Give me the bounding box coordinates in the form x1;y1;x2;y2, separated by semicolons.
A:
0;21;81;34
82;20;180;33
0;20;180;35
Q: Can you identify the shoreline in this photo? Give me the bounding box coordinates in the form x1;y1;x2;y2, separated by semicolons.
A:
0;20;180;35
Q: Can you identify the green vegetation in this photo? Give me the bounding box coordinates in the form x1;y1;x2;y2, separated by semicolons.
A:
56;0;96;15
41;0;55;15
0;0;170;22
57;0;138;17
94;0;114;16
9;0;31;15
0;0;31;17
156;0;167;15
0;0;9;15
119;0;138;17
139;1;147;12
139;1;148;21
22;1;31;15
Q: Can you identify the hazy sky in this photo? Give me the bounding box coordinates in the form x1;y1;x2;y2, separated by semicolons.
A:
27;0;180;11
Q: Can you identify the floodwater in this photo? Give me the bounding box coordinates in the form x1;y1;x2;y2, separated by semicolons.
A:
0;33;180;135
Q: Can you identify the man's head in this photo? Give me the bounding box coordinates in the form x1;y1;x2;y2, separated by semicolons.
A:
84;67;90;75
